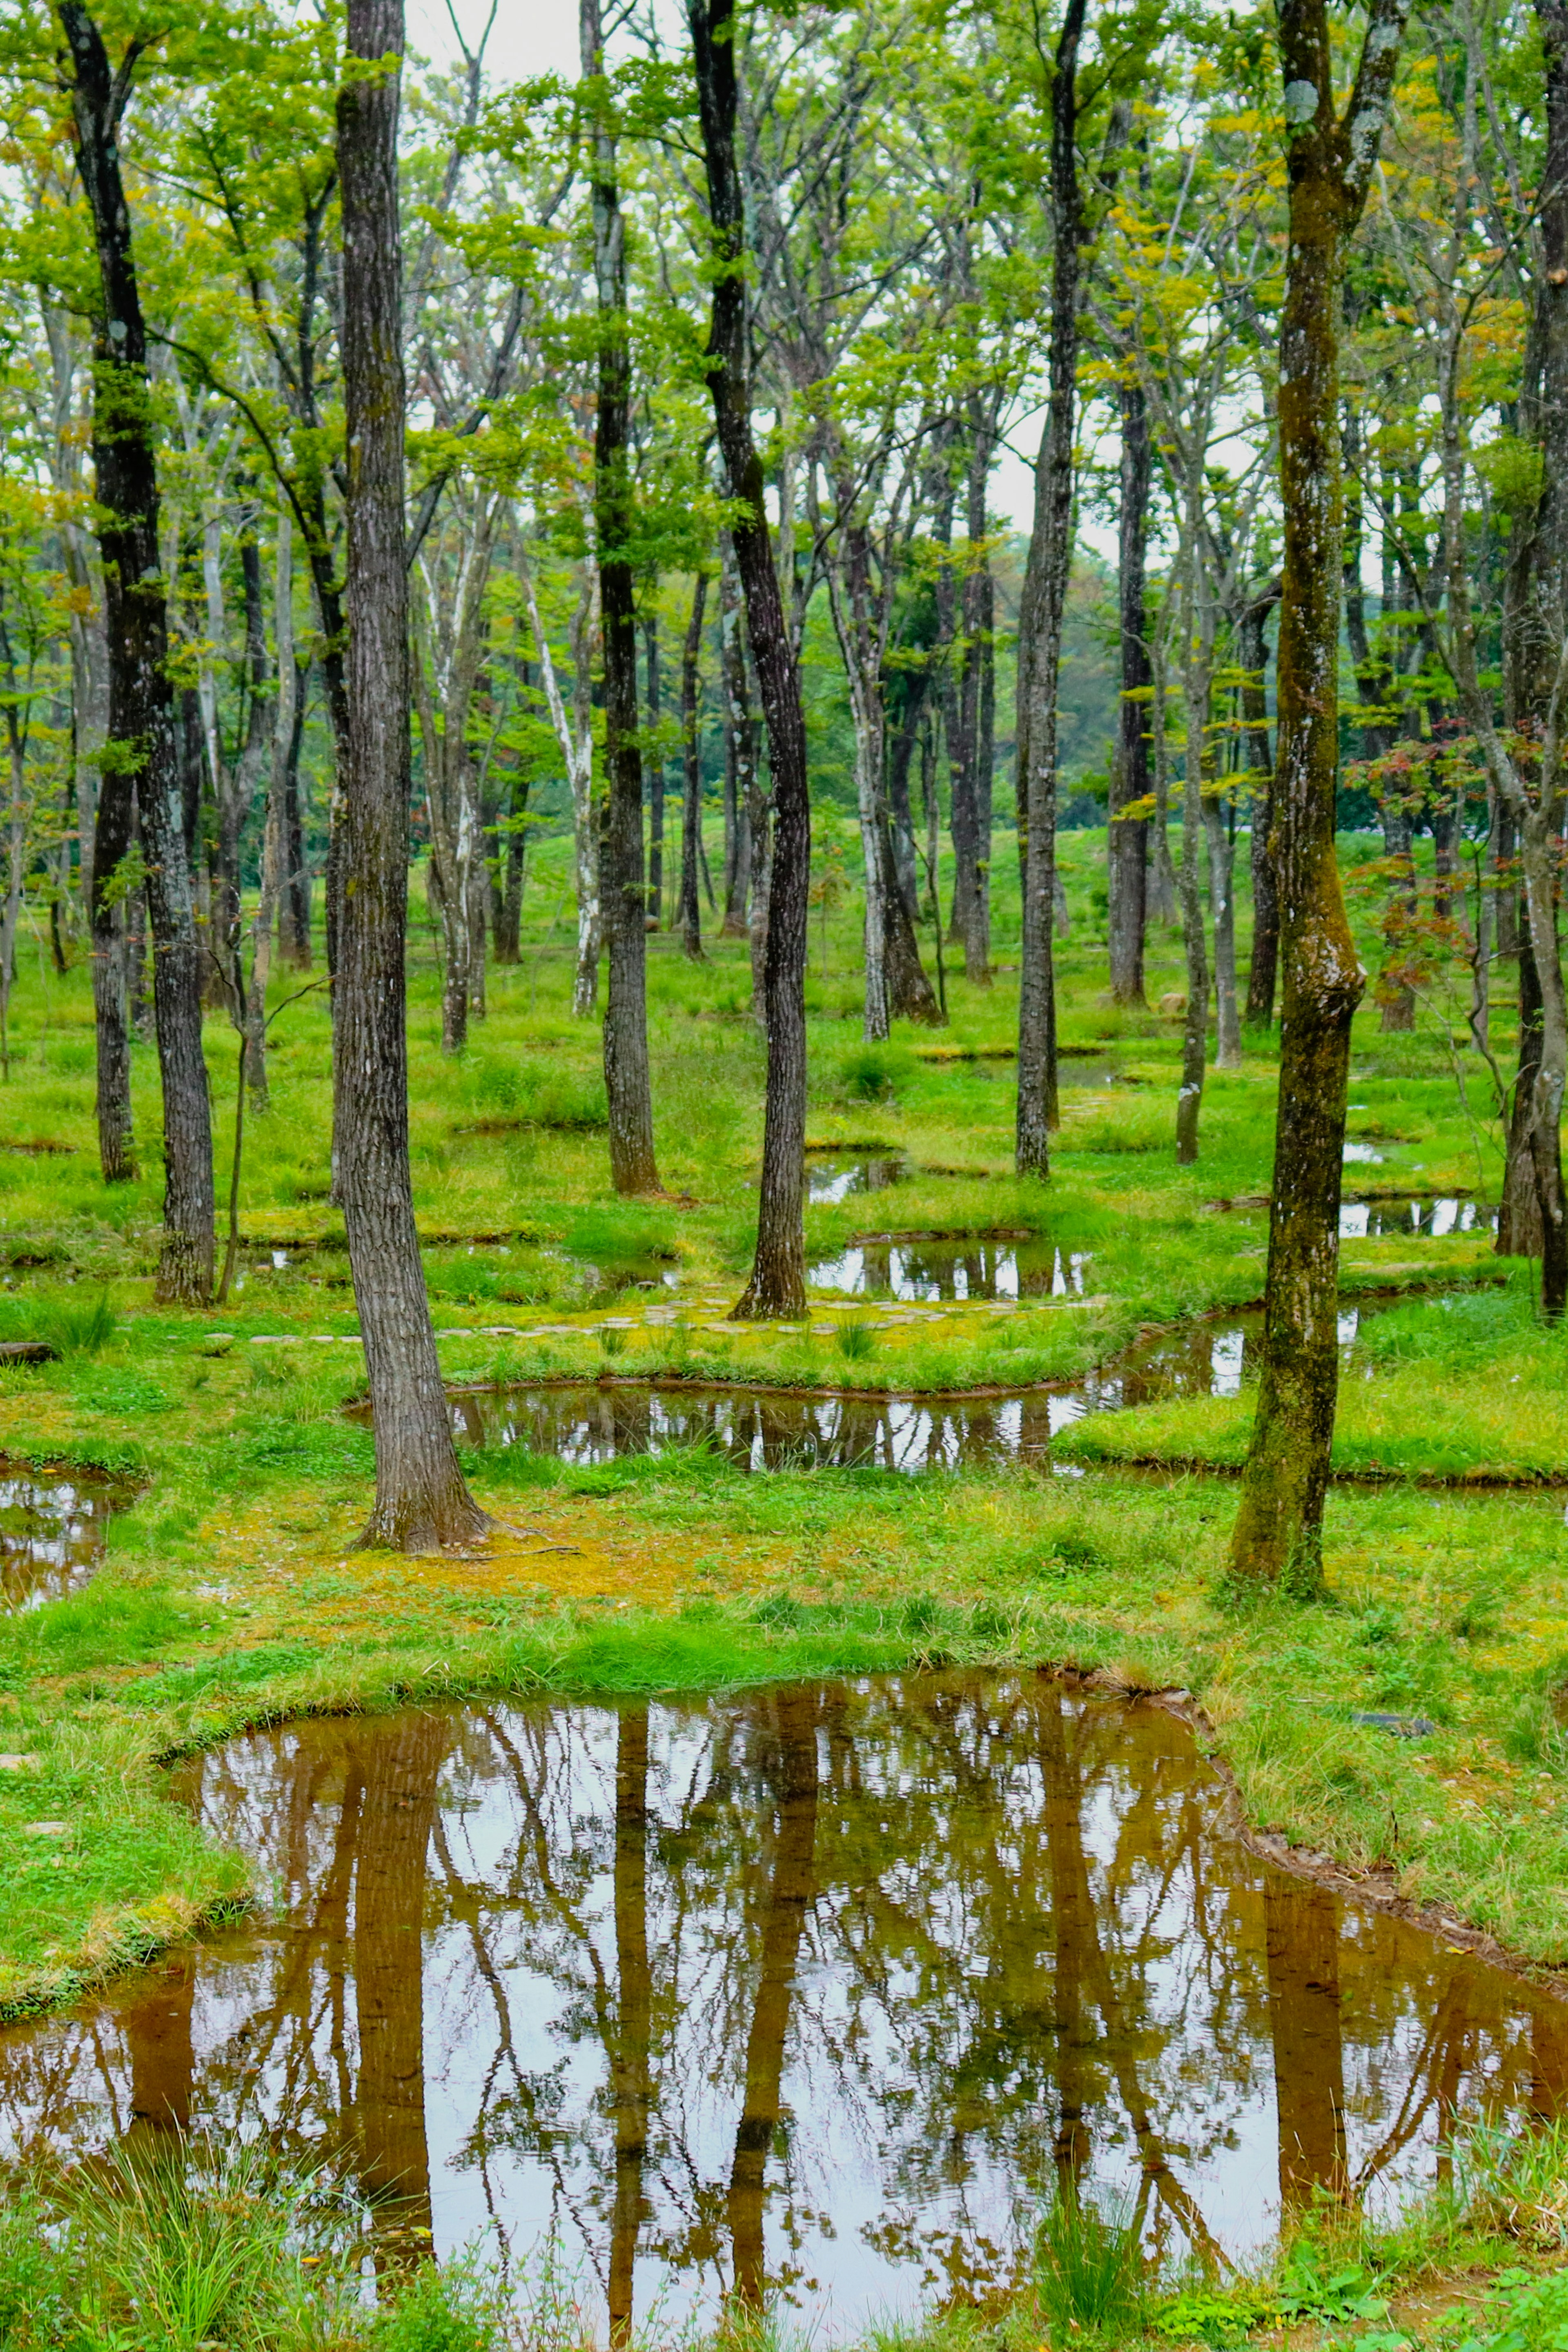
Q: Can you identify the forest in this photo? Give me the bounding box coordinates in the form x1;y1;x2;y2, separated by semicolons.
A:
3;0;1568;2345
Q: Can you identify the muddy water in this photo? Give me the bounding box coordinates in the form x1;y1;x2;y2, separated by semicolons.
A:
0;1676;1559;2332
0;1461;127;1609
435;1308;1367;1474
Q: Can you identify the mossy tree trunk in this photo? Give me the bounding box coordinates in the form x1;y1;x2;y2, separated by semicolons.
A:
690;0;813;1319
584;0;659;1196
334;0;488;1551
1014;0;1088;1177
60;1;215;1295
1227;0;1410;1591
1109;372;1152;1009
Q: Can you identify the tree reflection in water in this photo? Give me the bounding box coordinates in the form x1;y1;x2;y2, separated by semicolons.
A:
0;1675;1561;2337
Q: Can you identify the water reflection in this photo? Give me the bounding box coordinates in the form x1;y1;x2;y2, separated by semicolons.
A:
808;1240;1090;1300
1340;1197;1498;1240
807;1157;907;1204
0;1463;127;1609
1;1678;1559;2334
430;1308;1383;1473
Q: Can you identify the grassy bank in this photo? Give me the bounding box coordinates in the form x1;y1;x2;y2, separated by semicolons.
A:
5;2118;1568;2352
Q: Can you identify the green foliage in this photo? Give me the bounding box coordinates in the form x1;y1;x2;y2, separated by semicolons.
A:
368;2257;508;2352
1032;2191;1145;2341
835;1317;877;1361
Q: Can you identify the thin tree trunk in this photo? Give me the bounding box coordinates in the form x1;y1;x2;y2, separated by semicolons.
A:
679;572;708;960
585;0;659;1195
644;612;663;925
1228;0;1409;1590
61;0;214;1298
691;0;812;1319
1015;0;1087;1175
1176;651;1210;1164
1108;372;1151;1006
609;1707;652;2347
334;0;486;1551
720;541;751;937
280;660;312;969
1203;788;1241;1067
1241;586;1281;1026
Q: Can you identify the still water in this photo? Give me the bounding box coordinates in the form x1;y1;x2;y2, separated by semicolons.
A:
0;1462;127;1609
1;1676;1559;2335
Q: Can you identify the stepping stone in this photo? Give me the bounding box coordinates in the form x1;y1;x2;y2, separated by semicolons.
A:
0;1342;58;1364
0;1755;38;1771
23;1821;67;1837
1351;1711;1437;1739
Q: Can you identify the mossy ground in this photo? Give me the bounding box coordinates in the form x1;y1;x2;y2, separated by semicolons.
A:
0;819;1561;2017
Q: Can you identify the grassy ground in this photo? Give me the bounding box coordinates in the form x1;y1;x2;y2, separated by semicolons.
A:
1;820;1567;2344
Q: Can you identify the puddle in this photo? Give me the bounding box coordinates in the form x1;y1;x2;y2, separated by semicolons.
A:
807;1157;908;1204
419;1304;1391;1474
1343;1142;1385;1164
1341;1196;1498;1239
808;1239;1090;1300
1;1676;1560;2333
0;1461;127;1610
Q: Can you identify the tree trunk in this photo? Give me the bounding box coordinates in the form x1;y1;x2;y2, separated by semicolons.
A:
1499;917;1546;1255
1227;0;1409;1592
279;660;312;968
679;572;708;961
1015;0;1087;1176
691;0;812;1319
1241;586;1281;1026
609;1706;652;2346
644;613;663;925
1108;372;1151;1006
1203;786;1241;1068
334;0;486;1551
719;542;752;938
585;0;659;1196
1176;677;1209;1164
61;0;214;1298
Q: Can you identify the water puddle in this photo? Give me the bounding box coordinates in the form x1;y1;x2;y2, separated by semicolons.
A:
807;1157;908;1204
808;1238;1090;1300
1341;1196;1498;1239
0;1461;128;1610
426;1306;1383;1474
0;1676;1559;2332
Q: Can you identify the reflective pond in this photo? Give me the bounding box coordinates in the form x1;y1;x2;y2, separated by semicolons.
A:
1340;1197;1498;1240
0;1676;1559;2335
432;1307;1381;1475
807;1156;909;1204
808;1239;1091;1300
0;1461;128;1610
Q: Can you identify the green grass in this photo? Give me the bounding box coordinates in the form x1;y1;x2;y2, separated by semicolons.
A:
0;814;1561;2026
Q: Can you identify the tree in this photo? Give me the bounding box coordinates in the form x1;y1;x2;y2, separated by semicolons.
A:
1226;0;1411;1592
583;0;659;1195
332;0;486;1551
689;0;813;1319
57;0;215;1301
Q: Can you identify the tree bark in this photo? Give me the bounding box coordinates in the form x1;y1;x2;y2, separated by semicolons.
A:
1227;0;1410;1591
1176;665;1210;1164
60;0;214;1294
609;1706;652;2346
679;572;708;961
719;542;752;938
585;0;659;1195
1108;372;1151;1007
644;613;663;925
1015;0;1087;1176
334;0;487;1551
690;0;812;1318
1241;586;1281;1026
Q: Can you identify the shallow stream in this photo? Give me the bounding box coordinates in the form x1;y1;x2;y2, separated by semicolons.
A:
0;1675;1558;2333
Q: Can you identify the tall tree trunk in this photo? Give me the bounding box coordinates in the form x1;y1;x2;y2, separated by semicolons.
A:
691;0;812;1319
60;0;214;1294
1015;0;1087;1176
679;572;708;961
1176;668;1210;1165
334;0;486;1550
1265;1877;1348;2210
644;612;663;926
279;660;312;968
1203;780;1241;1068
1241;586;1281;1026
1108;372;1151;1006
585;0;659;1195
1228;0;1410;1590
720;542;752;938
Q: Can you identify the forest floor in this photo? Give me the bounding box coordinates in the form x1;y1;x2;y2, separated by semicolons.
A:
1;820;1567;2345
0;821;1563;2011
